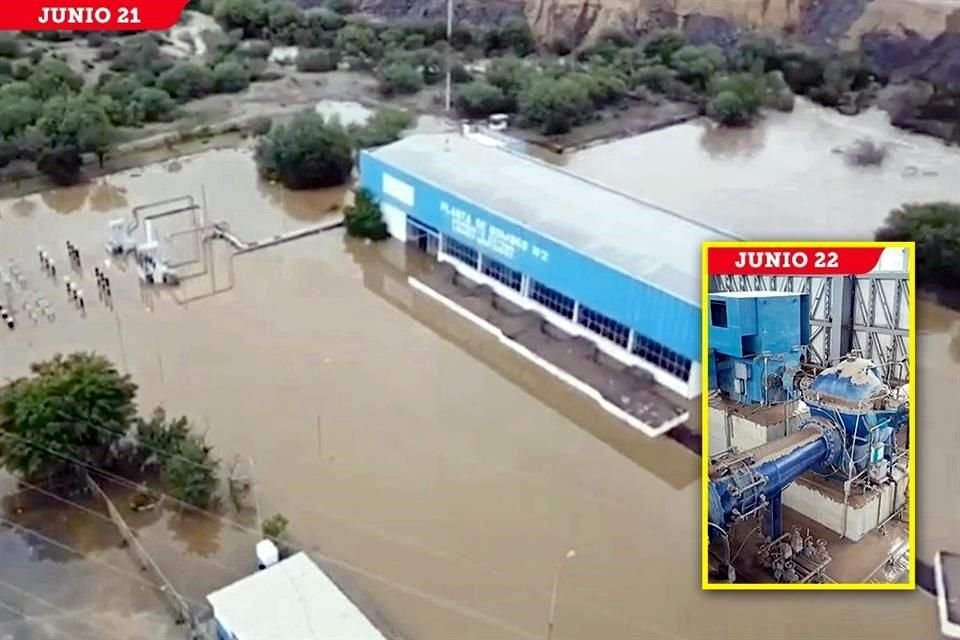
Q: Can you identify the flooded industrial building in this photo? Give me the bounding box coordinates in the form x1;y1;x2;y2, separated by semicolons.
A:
0;98;955;638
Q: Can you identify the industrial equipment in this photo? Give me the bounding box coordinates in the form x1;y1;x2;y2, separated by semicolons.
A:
105;219;137;255
707;292;810;405
706;291;910;583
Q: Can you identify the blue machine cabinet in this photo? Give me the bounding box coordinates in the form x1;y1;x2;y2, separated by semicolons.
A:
707;291;810;405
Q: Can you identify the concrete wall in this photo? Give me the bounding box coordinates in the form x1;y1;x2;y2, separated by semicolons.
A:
707;401;809;456
358;150;701;364
783;474;908;542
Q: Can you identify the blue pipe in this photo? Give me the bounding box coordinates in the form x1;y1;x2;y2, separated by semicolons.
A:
708;424;841;535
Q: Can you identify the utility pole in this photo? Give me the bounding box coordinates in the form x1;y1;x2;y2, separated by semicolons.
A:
444;0;453;113
546;550;576;640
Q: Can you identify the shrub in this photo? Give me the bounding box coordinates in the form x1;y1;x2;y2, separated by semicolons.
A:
706;72;767;126
158;63;214;101
255;110;354;189
212;60;250;93
296;48;339;73
875;202;960;286
455;81;512;118
37;146;83;186
345;188;389;240
518;76;592;135
249;115;272;135
349;107;413;148
0;34;21;58
379;62;423;96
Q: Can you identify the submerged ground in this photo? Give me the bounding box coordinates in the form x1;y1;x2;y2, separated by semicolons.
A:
0;99;957;638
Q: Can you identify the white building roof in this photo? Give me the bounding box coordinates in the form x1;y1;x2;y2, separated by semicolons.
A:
370;133;740;305
206;552;387;640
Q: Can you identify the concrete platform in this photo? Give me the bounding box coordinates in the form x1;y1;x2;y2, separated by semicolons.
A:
783;470;908;542
707;396;808;456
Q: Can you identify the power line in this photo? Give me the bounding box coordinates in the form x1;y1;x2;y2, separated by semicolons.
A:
0;515;202;608
0;433;546;639
1;430;662;638
9;475;245;581
0;577;131;640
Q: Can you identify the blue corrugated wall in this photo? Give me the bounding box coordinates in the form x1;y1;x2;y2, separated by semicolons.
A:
359;151;701;363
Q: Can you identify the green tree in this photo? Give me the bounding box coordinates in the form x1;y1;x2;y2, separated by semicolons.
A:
518;76;592;135
108;34;174;78
706;72;767;126
334;23;383;61
670;44;727;91
158;63;214;101
633;64;676;92
296;48;339;73
131;87;177;122
485;56;534;101
213;0;269;38
876;203;960;286
212;60;250;93
37;146;83;185
349;107;413;148
379;62;423;96
455;81;512;118
0;94;42;138
484;17;535;57
345;188;389;240
266;1;306;44
28;58;84;101
164;433;219;507
0;354;137;482
643;30;685;64
255;110;354;189
36;93;114;161
0;34;21;59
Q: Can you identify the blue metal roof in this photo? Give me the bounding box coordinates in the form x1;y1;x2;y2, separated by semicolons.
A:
370;133;738;305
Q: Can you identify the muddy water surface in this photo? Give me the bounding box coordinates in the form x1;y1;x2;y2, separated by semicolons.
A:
0;144;942;639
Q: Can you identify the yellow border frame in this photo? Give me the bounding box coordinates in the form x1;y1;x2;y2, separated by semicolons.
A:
700;240;916;591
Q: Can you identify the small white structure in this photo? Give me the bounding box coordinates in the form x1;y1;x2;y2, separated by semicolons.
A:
256;539;279;570
105;219;137;255
206;552;388;640
488;113;509;131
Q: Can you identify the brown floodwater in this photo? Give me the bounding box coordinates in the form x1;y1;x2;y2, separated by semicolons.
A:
560;98;960;240
0;135;945;639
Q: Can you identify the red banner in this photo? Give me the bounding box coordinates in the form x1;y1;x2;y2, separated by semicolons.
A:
1;1;189;31
708;246;885;276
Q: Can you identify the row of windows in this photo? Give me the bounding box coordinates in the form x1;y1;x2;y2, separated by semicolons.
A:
442;236;478;269
529;279;575;320
577;304;631;349
432;233;693;382
482;255;522;292
633;334;693;381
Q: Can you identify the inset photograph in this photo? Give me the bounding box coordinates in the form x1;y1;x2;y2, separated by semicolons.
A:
702;242;915;589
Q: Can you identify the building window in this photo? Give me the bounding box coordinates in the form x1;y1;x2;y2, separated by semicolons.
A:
632;334;692;381
442;235;478;269
481;255;522;292
577;304;630;349
529;279;575;319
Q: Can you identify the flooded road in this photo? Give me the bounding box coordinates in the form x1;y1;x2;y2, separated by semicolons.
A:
0;146;941;638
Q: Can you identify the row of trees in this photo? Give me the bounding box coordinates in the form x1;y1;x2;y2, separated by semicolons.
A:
0;353;219;508
0;31;267;186
450;30;873;133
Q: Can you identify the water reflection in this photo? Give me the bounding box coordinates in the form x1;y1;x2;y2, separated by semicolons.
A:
166;508;223;557
698;119;769;159
10;198;35;217
256;178;349;222
41;186;90;215
88;181;129;212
